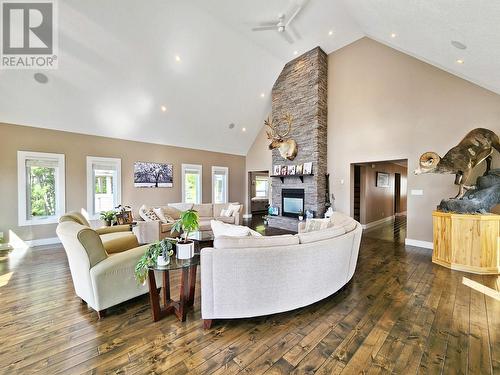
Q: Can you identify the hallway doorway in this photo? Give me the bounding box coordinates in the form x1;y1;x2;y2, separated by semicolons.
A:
351;159;408;243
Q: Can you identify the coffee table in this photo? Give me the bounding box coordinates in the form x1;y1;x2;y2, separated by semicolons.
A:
147;255;200;322
187;231;214;251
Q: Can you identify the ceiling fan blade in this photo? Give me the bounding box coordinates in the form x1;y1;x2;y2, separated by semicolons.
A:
285;5;303;27
289;24;302;40
252;25;279;31
280;31;294;44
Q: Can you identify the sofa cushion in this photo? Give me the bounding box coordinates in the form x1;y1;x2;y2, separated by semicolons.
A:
193;203;213;218
168;202;193;212
214;234;299;249
153;207;176;223
161;206;182;220
227;203;241;216
303;218;332;233
211;220;261;238
100;232;139;254
298;225;346;244
215;216;235;224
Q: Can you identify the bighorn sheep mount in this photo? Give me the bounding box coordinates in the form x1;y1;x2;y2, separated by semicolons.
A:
265;113;298;161
415;128;500;212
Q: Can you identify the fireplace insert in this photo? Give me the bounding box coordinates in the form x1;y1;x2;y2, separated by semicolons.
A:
282;188;305;218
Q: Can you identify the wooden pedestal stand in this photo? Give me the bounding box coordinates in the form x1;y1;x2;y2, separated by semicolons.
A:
432;211;499;275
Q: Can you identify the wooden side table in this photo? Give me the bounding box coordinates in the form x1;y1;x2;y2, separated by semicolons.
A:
147;255;200;322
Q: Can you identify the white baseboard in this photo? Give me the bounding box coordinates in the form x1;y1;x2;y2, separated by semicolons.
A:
25;237;61;247
405;238;433;250
243;214;252;219
361;215;394;230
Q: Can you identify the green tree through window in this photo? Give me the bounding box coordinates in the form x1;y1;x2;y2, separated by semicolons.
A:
28;166;56;217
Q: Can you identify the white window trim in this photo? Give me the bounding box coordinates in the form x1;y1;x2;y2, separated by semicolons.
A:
18;151;66;226
212;166;229;204
181;164;202;204
86;156;122;219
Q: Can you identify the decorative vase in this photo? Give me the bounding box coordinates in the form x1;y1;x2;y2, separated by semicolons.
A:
176;241;194;259
298;215;304;221
157;254;170;267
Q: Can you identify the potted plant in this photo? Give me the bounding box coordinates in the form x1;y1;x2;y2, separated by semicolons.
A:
298;210;304;221
100;210;117;226
134;238;176;284
171;209;199;259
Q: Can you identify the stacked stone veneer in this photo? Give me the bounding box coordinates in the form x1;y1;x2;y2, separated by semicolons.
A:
269;47;328;224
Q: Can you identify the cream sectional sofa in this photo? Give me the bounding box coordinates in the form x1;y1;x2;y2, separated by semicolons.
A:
133;202;242;244
200;213;362;327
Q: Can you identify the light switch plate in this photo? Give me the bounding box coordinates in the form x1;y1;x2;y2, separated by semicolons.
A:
411;189;424;196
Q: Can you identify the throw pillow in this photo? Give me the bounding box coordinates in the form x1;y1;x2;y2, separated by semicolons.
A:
220;209;232;217
211;220;257;238
227;203;241;215
303;218;331;233
139;205;160;222
153;207;175;224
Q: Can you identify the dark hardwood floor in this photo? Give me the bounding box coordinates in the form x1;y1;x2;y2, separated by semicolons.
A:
0;225;499;374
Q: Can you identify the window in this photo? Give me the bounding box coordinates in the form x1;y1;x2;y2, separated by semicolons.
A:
212;166;228;204
86;157;121;218
255;176;269;198
18;151;65;226
182;164;202;204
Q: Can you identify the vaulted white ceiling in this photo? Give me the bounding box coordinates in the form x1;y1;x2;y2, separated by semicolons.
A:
0;0;499;155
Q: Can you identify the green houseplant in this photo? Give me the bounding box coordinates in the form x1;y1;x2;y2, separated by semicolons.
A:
134;238;175;284
100;210;117;226
171;209;199;259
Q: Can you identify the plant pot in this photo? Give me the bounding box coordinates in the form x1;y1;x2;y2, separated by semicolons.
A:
298;216;304;221
157;254;170;267
105;220;112;227
176;241;194;259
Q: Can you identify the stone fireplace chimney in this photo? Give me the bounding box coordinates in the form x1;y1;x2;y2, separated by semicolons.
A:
269;47;328;228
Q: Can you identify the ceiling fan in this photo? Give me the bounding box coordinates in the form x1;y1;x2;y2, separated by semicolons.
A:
251;1;307;44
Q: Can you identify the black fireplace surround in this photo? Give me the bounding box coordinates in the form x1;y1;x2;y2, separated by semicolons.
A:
281;189;305;218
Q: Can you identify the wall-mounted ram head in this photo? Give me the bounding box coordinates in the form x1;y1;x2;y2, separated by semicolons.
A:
265;113;298;161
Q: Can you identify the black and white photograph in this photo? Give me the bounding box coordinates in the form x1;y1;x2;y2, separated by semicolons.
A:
296;164;303;175
288;165;296;175
376;172;390;188
134;162;173;188
281;165;288;175
303;162;313;175
273;165;281;175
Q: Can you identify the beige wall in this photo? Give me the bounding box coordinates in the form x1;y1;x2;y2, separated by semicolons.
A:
328;38;500;243
357;162;407;225
245;125;272;214
0;123;246;242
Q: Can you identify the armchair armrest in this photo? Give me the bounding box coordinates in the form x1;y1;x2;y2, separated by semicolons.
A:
95;224;131;235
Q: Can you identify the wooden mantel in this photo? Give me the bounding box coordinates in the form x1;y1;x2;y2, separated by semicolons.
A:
432;211;500;275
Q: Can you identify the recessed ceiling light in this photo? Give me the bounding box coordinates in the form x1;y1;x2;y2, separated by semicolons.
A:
451;40;467;50
260;93;265;98
175;55;181;62
160;105;167;112
228;123;235;129
328;30;333;36
34;72;48;84
242;127;247;132
456;59;465;64
390;33;397;38
293;50;298;55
